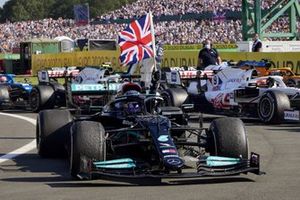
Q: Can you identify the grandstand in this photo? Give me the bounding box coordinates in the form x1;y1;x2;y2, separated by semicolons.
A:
0;0;299;52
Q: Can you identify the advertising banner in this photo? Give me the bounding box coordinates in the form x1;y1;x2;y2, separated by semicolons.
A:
32;50;300;74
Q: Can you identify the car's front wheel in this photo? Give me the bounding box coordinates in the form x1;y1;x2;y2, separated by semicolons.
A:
70;121;106;179
207;117;248;159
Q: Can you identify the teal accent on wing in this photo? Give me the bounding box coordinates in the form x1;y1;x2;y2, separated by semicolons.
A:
206;156;241;167
93;158;134;165
95;163;136;169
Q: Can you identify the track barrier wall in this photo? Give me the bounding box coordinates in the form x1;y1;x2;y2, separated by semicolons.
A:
32;50;300;74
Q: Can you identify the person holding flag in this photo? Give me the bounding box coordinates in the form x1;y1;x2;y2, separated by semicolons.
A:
118;12;162;93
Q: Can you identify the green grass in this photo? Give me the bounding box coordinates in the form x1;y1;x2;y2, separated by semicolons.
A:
15;76;66;85
15;76;38;85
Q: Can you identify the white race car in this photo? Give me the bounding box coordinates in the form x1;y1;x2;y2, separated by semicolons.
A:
162;65;300;124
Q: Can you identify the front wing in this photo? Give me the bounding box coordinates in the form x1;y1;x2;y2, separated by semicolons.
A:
88;153;263;180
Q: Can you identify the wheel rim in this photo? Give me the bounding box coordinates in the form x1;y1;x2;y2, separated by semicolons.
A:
259;97;274;119
30;91;39;111
287;80;296;87
161;93;170;106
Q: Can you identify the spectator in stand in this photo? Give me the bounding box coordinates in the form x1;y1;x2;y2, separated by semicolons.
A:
0;0;297;52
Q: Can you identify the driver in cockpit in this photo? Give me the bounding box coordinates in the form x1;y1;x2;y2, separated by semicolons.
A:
0;75;8;83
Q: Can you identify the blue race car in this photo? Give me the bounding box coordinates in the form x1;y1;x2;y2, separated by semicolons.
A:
0;74;33;109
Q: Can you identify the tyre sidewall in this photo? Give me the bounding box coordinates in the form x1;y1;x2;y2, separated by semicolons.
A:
70;121;106;178
208;117;248;159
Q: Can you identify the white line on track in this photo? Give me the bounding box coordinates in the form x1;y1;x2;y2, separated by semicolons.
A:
0;112;36;164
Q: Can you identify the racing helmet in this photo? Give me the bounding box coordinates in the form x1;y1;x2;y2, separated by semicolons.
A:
0;75;7;83
114;99;142;115
121;82;142;94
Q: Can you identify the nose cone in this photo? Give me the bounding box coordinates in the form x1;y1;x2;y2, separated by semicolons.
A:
163;156;184;170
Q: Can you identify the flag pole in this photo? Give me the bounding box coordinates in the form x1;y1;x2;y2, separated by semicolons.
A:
149;11;157;70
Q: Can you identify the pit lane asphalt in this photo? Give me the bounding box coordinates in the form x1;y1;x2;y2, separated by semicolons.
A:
0;111;300;200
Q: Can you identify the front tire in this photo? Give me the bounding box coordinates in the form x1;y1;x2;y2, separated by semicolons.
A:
207;117;248;159
70;121;106;179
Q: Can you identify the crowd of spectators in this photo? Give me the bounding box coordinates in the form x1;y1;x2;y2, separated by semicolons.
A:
100;0;281;21
0;18;244;52
0;0;298;52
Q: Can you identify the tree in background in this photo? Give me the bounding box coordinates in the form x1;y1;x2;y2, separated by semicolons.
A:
0;0;136;22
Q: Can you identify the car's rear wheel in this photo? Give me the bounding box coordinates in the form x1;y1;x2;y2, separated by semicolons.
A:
257;91;290;124
37;109;72;158
30;88;40;112
30;86;55;112
160;88;189;107
70;121;106;179
207;117;248;159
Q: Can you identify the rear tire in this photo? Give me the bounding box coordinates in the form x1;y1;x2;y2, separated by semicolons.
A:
161;88;188;107
70;121;106;179
30;86;55;112
257;91;290;124
207;117;248;159
36;109;72;158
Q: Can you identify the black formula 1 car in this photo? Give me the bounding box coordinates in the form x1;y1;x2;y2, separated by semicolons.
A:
36;80;262;182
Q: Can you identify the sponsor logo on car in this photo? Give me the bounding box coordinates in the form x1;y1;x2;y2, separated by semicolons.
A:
158;135;169;142
284;110;300;120
166;158;182;165
162;149;177;154
164;155;179;158
228;78;243;83
159;143;175;148
171;71;177;82
159;143;171;146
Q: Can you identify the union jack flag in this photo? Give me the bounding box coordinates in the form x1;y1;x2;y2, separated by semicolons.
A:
118;13;155;66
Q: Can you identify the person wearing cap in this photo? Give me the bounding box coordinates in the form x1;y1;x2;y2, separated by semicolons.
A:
197;39;221;70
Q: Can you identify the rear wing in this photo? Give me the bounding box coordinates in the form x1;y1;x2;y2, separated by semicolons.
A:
67;81;122;112
162;68;214;86
37;68;79;84
47;67;79;78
